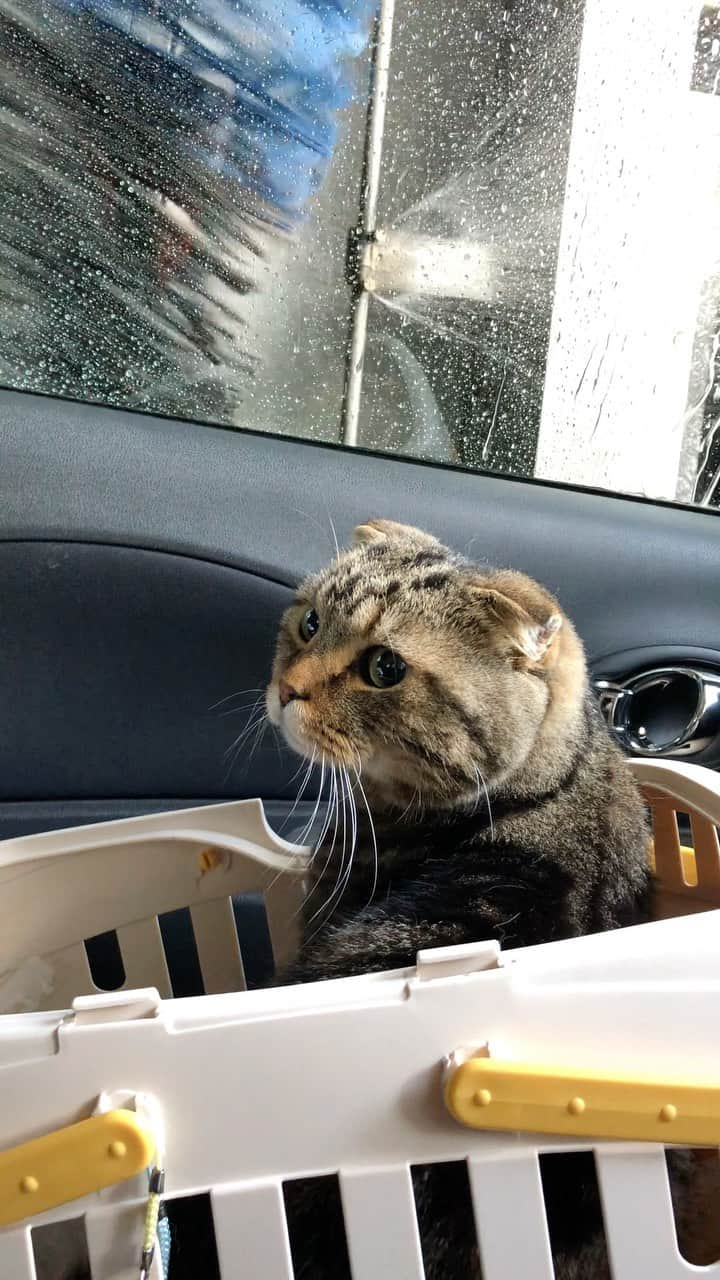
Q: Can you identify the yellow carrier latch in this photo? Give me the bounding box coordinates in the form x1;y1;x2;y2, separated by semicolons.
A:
0;1109;155;1229
444;1051;720;1145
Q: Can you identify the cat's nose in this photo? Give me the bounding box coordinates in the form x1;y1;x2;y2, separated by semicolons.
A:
279;679;302;708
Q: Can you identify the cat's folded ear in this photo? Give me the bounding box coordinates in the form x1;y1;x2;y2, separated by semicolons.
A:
467;582;563;668
353;518;441;548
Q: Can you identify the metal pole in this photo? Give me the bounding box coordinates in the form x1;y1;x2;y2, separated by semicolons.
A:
340;0;396;448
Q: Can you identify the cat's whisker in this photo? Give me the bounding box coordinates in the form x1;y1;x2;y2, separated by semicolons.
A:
304;768;346;927
267;718;285;765
354;763;378;910
473;764;495;840
325;765;354;907
222;707;269;781
287;767;338;921
343;764;359;891
286;751;317;788
209;686;264;712
224;715;269;783
263;752;322;903
317;773;341;882
326;508;340;560
398;786;421;823
470;764;482;814
311;766;337;862
317;764;358;926
303;756;328;846
245;711;271;771
312;768;335;860
266;762;331;903
218;696;267;719
222;708;265;759
438;751;461;798
331;764;350;905
296;754;327;847
398;796;412;822
280;748;318;833
289;504;339;560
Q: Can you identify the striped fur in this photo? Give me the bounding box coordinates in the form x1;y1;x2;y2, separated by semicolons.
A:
266;520;655;1279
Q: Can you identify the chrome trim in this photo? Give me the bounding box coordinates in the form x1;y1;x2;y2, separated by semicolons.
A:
592;667;720;757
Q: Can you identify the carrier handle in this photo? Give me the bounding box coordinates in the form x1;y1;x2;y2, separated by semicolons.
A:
0;1109;155;1228
444;1054;720;1145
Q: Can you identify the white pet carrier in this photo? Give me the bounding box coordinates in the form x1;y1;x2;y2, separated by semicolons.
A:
0;758;719;1279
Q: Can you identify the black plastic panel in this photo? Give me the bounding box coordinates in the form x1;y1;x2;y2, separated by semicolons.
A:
0;541;297;799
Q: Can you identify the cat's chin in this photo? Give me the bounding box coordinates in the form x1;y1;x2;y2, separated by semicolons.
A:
278;717;314;761
267;688;309;758
361;753;485;812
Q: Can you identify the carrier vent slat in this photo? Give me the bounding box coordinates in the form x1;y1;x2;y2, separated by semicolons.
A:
190;899;246;994
340;1165;425;1279
595;1148;719;1278
468;1154;554;1280
116;918;172;997
212;1182;294;1280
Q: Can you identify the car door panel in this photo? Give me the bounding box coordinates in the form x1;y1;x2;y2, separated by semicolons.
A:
1;386;719;839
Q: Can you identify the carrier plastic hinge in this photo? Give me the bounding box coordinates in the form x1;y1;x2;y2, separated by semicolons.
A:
415;940;501;981
444;1053;720;1145
0;1109;155;1228
71;988;161;1026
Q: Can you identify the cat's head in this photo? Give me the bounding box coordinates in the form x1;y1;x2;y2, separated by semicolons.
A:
267;519;586;809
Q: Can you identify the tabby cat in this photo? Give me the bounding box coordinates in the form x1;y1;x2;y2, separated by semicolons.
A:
52;519;709;1280
267;517;651;1279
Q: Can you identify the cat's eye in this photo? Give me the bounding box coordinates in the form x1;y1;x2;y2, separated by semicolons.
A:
299;607;320;643
364;647;407;689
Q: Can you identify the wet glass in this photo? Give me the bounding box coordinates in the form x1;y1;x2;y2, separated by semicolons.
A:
0;0;718;508
0;0;372;427
359;0;583;475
